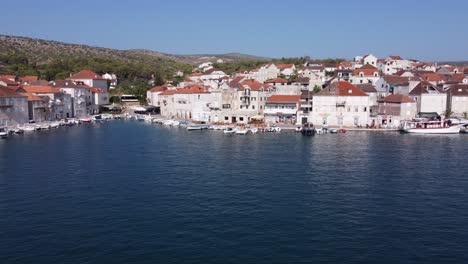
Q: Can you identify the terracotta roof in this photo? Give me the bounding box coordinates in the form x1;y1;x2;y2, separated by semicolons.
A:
266;95;301;103
0;85;26;98
421;73;444;82
382;94;414;103
409;81;445;95
317;81;368;97
356;83;377;93
22;85;62;94
20;76;39;82
266;77;288;84
91;87;107;94
354;64;379;76
388;55;402;60
50;80;92;89
276;64;295;70
149;86;167;93
383;75;410;86
69;70;104;80
0;75;16;81
240;79;268;91
175;85;209;94
292;77;310;84
0;77;18;85
448;84;468;96
20;92;46;102
160;90;177;96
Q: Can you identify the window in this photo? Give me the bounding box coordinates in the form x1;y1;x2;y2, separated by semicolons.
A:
225;116;229;121
260;106;263;110
364;107;367;112
222;104;231;109
355;107;359;112
239;117;244;121
252;105;255;109
240;105;243;109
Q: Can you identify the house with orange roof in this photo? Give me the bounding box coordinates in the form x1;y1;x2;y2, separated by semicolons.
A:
0;85;28;126
409;81;446;115
20;93;49;122
68;70;108;91
248;63;279;83
351;64;380;85
377;94;417;127
264;95;301;124
311;81;371;127
50;80;90;118
276;64;296;77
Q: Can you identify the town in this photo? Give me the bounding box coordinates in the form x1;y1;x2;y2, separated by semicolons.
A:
2;54;468;135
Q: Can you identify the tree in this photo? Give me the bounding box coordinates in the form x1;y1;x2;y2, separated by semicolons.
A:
443;110;454;118
313;85;322;93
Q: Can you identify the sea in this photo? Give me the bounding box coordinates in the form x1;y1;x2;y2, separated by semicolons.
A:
1;121;467;263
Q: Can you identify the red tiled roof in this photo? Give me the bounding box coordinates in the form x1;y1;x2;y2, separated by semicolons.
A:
317;81;369;97
50;80;92;89
91;87;107;94
0;77;18;85
276;64;295;70
409;81;445;95
447;84;468;96
353;64;379;77
240;79;267;91
20;76;39;82
175;85;209;94
149;86;167;93
382;94;414;103
69;70;104;80
388;55;402;60
383;75;410;86
421;73;444;82
0;75;16;81
266;95;301;103
0;85;26;98
20;92;46;102
266;77;288;84
22;85;62;94
160;90;177;96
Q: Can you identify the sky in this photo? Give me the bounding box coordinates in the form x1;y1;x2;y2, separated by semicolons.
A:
1;0;467;61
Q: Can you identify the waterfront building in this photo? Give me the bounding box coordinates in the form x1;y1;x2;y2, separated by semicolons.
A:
264;95;301;125
446;84;468;116
0;85;28;126
21;85;72;120
50;80;92;118
311;81;370;127
102;73;118;89
20;93;49;122
377;94;417;127
409;81;447;115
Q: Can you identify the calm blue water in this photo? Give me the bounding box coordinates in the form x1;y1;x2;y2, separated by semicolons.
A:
1;121;468;264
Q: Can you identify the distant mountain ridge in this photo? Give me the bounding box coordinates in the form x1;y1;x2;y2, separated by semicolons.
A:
0;35;269;65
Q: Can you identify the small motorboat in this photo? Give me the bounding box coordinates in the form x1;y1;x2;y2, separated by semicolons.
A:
22;125;36;132
79;117;92;123
295;126;302;133
329;128;338;134
250;127;259;134
235;129;249;135
223;127;237;134
40;123;50;130
0;127;8;138
187;124;208;131
338;128;347;133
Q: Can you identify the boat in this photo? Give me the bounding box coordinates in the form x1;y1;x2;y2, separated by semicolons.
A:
301;124;315;136
187;124;208;131
22;125;36;132
250;127;259;134
50;122;60;128
329;128;338;134
295;126;302;133
235;129;249;135
0;127;8;138
40;123;50;130
400;119;460;134
79;117;92;123
223;127;237;134
266;125;281;133
338;128;347;133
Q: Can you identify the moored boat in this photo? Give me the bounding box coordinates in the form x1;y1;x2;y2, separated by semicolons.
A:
223;127;237;134
187;124;208;131
400;119;460;134
0;127;8;138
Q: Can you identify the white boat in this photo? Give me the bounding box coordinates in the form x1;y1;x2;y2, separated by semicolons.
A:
400;120;461;134
0;127;8;138
223;127;237;134
171;121;180;126
40;123;50;130
79;117;92;123
235;129;249;135
266;126;281;133
50;122;60;128
187;124;208;131
250;127;259;134
22;125;36;132
162;120;173;126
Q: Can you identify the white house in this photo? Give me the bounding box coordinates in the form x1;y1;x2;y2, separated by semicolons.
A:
276;64;296;77
363;54;378;67
351;64;380;84
311;81;370;127
68;70;108;91
409;81;447;115
102;73;118;89
264;95;300;125
447;84;468;116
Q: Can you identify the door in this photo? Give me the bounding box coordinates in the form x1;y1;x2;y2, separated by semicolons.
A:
232;116;237;123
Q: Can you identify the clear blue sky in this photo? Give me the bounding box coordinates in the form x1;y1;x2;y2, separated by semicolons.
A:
1;0;467;61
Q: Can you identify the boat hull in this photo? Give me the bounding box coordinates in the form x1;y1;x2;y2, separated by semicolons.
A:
402;126;460;134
